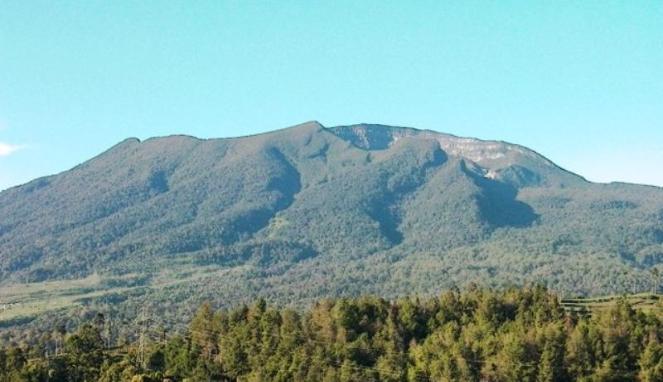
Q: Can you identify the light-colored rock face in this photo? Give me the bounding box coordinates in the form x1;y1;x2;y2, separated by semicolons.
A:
425;133;509;163
330;124;554;170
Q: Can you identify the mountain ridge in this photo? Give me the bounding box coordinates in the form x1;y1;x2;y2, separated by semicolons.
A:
15;121;654;194
35;121;653;190
0;122;661;321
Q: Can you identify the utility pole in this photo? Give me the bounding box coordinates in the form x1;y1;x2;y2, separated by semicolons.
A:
651;268;660;294
105;309;113;349
138;306;147;370
55;324;66;356
633;272;638;294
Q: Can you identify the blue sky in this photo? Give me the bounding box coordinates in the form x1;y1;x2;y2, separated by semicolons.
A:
1;1;662;190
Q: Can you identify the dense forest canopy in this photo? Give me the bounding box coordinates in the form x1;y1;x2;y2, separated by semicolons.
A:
1;123;662;339
1;123;662;293
1;287;662;381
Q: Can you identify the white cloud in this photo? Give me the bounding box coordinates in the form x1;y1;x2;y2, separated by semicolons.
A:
0;142;24;157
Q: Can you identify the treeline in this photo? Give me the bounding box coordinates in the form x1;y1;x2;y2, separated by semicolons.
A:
1;286;662;381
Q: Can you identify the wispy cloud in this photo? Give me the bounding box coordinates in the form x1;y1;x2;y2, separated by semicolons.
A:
0;142;24;157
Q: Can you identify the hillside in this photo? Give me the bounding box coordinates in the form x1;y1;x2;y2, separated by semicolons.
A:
0;122;662;331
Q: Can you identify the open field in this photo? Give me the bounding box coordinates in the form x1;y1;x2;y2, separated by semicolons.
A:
560;292;663;315
0;264;251;325
0;273;134;323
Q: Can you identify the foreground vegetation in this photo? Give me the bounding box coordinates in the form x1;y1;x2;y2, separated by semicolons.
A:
1;286;662;381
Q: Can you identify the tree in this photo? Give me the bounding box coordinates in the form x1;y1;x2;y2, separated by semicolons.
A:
5;346;26;373
537;324;566;382
65;324;106;381
593;300;639;380
565;320;596;380
4;288;662;382
639;336;663;382
189;302;219;362
488;332;537;382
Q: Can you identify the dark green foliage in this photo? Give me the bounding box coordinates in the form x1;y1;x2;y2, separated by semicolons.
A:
1;287;661;381
1;122;662;336
63;324;106;381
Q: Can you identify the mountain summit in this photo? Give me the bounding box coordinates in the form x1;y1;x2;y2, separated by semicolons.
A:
1;122;661;312
330;123;581;186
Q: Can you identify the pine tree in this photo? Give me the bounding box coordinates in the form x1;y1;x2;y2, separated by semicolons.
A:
536;323;566;382
565;320;595;379
638;336;663;382
65;324;106;381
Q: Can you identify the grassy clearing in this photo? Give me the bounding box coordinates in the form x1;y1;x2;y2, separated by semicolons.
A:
560;293;662;314
0;273;102;301
0;264;248;324
0;273;130;322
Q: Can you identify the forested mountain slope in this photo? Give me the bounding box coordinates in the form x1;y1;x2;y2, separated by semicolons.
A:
0;122;662;324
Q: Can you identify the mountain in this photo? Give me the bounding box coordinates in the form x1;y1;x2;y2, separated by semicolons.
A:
1;122;662;330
